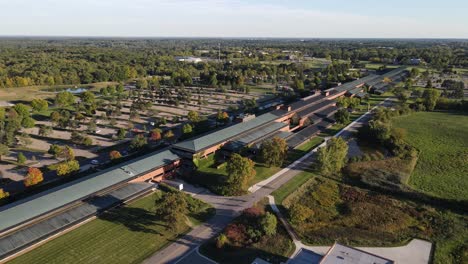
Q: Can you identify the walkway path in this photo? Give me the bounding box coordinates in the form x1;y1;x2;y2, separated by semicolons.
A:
268;194;432;264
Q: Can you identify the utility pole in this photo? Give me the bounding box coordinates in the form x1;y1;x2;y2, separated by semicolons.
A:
218;43;221;62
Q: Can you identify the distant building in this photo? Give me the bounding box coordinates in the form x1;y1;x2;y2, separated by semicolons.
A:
175;56;203;63
409;58;423;65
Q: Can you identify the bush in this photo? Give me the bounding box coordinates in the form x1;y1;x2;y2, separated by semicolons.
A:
216;234;228;249
17;152;27;164
0;188;9;199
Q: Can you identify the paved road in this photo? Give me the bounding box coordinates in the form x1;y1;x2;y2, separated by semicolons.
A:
144;98;395;264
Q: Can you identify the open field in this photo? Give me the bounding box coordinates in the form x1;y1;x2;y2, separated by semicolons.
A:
280;176;468;264
7;191;214;264
0;82;115;101
392;111;468;201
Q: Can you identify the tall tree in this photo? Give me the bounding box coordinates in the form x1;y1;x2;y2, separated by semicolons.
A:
316;137;349;176
422;88;441;111
155;192;188;231
225;154;256;195
24;167;44;187
260;137;288;167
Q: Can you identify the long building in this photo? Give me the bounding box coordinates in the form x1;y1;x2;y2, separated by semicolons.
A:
0;149;180;260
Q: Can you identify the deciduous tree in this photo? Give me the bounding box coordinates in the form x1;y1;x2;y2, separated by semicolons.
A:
225;154;256;195
260;137;288;167
316;137;349;176
24;167;43;187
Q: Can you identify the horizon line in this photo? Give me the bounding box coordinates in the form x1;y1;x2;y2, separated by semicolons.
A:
0;35;467;41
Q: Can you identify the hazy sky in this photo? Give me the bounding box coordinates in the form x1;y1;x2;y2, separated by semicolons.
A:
0;0;467;38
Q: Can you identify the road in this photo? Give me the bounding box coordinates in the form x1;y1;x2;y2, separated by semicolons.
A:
144;99;394;264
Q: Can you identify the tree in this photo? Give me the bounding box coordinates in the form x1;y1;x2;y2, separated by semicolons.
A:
87;120;97;133
425;79;433;88
164;130;175;140
82;91;95;104
187;110;200;123
31;98;48;112
59;145;75;161
116;128;127;140
109;150;122;160
83;136;93;146
217;111;229;124
216;234;229;249
13;103;30;119
38;125;53;137
0;144;9;161
225;154;256;195
260;212;277;236
50;111;61;125
150;128;162;141
334;108;350;124
182;123;193;134
23;167;43;187
17;152;27;164
130;134;147;149
136;79;148;90
21;117;35;128
48;144;62;158
260;137;288;167
209;73;218;87
56;159;80;176
316;137;349;176
0;188;9;200
155;192;188;231
55;91;75;107
422;89;441;111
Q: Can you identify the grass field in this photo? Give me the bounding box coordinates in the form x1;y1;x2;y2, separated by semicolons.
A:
8;192;213;264
0;82;116;101
280;177;468;264
271;170;316;204
392;111;468;201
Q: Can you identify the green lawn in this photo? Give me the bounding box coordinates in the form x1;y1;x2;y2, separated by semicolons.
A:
9;192;213;264
392;111;468;201
271;170;316;204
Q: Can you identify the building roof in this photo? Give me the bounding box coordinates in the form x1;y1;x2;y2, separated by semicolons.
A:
290;94;326;111
173;111;285;153
320;243;394;264
0;149;179;233
334;75;380;93
297;99;335;118
365;67;408;87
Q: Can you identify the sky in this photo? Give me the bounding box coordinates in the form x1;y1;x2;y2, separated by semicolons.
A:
0;0;467;38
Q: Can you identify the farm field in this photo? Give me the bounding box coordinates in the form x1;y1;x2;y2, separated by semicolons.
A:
392;111;468;201
7;191;213;264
